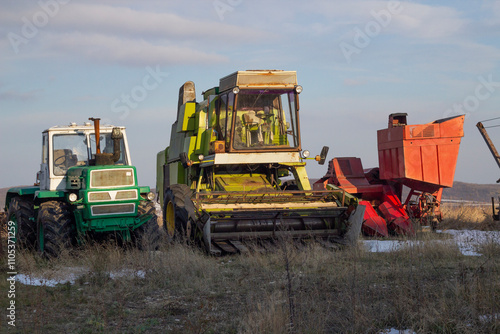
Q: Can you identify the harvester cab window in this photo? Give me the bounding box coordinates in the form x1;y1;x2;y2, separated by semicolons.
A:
52;133;88;175
232;90;298;150
215;92;235;147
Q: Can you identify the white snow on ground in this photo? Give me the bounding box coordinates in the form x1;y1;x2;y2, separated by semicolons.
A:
479;313;500;323
363;229;500;256
15;274;78;287
109;269;146;279
16;268;146;287
438;229;500;256
378;329;416;334
362;240;421;253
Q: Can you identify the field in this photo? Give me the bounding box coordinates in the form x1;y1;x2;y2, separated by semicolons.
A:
1;204;499;333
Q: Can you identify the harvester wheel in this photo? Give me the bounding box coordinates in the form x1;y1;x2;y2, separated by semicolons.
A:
163;184;195;242
37;201;75;258
7;197;36;248
133;201;161;251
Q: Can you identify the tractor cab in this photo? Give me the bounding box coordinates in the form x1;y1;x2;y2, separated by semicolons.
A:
39;120;131;191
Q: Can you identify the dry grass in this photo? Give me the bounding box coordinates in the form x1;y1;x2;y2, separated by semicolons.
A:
0;205;499;333
440;204;500;230
0;235;498;333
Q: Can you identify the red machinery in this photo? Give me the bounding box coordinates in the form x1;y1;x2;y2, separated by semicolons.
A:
314;113;465;236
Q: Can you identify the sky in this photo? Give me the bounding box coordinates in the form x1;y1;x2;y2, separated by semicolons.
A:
1;0;500;190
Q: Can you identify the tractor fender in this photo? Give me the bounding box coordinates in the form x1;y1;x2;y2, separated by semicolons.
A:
5;186;39;211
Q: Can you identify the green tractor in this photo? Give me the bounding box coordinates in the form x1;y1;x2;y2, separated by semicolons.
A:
5;118;160;257
157;70;365;254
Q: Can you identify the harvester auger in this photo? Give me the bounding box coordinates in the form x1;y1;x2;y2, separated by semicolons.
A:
157;70;365;254
315;113;465;236
5;118;160;257
477;120;500;220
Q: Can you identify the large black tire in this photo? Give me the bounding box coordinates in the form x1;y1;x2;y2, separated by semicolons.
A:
7;197;36;248
132;201;161;251
163;184;195;242
37;201;75;258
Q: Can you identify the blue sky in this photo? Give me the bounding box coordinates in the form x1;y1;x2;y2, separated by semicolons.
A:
1;0;500;189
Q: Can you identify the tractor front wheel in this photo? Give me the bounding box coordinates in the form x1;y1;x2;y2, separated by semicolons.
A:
163;184;195;242
37;201;75;258
132;201;161;251
7;197;36;248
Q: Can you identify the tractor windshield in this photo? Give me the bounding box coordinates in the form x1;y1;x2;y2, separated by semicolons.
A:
53;133;89;176
232;89;300;150
52;132;127;176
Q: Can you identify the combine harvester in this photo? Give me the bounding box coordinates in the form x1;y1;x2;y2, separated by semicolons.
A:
156;70;365;254
315;113;465;237
477;120;500;220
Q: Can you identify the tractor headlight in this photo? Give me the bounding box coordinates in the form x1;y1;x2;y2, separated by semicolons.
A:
302;150;310;158
233;87;240;94
295;85;303;94
147;192;155;201
198;154;205;161
68;193;78;202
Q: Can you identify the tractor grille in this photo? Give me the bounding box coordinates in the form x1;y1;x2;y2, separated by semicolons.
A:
88;190;137;202
90;168;135;188
91;203;135;215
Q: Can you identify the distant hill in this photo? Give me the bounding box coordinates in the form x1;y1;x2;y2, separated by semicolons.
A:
442;181;500;203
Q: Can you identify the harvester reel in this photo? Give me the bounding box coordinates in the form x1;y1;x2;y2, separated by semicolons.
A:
163;184;195;242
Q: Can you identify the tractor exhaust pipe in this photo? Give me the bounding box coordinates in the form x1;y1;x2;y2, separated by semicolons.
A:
89;117;101;154
89;117;122;165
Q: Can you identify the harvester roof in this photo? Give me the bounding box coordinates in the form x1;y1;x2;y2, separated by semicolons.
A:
219;70;297;92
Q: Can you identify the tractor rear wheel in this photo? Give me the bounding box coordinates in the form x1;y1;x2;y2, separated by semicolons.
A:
133;201;161;251
163;184;195;242
37;201;75;258
7;197;36;248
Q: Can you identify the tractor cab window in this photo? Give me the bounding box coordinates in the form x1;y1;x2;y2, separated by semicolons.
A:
89;133;126;165
52;133;88;175
232;89;299;150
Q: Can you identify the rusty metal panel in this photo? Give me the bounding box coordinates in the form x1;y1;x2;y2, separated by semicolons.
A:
219;70;297;92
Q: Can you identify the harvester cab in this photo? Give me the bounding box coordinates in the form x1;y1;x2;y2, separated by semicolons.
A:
157;70;365;254
6;118;160;257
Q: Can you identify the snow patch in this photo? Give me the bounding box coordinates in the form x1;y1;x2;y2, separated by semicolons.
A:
379;329;416;334
16;268;146;287
438;229;500;256
363;229;500;256
15;274;77;287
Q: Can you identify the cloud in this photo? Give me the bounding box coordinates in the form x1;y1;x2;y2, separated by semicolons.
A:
297;1;468;42
0;2;268;66
0;88;43;101
392;3;468;40
45;32;227;66
52;4;264;41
